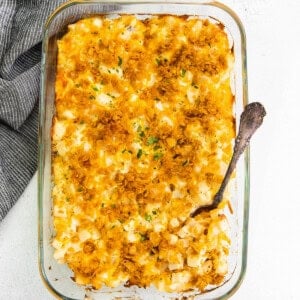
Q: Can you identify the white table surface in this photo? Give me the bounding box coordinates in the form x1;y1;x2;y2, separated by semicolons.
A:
1;0;300;299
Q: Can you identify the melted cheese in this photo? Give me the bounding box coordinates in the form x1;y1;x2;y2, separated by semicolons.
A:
52;15;234;293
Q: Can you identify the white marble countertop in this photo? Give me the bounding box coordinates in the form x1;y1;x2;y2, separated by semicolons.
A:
1;0;300;299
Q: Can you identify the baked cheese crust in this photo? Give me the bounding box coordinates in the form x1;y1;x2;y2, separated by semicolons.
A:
52;15;234;292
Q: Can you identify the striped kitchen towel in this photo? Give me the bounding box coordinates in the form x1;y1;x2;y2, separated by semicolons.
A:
0;0;66;221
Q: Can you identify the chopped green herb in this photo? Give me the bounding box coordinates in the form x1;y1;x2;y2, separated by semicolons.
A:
156;58;161;66
145;126;150;131
89;95;95;100
75;83;81;88
140;233;148;242
118;56;123;66
111;225;116;229
192;83;199;89
122;149;133;154
80;120;84;124
145;214;152;222
108;69;111;74
107;93;116;98
152;210;157;215
182;159;189;166
180;69;186;77
147;136;159;145
139;131;145;138
77;187;83;192
66;197;70;202
153;152;163;160
137;149;143;159
101;203;105;208
137;125;142;132
111;204;116;209
153;145;161;151
92;86;99;91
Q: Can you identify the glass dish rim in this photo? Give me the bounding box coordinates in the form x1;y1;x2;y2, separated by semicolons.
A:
38;1;249;299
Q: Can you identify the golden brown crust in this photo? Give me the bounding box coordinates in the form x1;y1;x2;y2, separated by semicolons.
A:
52;15;234;292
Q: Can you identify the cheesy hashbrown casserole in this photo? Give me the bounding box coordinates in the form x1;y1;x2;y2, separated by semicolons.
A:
52;15;235;292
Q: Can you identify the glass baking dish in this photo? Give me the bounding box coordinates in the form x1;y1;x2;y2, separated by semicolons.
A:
38;1;249;299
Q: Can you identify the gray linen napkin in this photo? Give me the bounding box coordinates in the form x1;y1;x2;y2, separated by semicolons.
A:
0;0;66;221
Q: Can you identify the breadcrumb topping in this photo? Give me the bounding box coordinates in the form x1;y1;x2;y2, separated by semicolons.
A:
52;15;235;293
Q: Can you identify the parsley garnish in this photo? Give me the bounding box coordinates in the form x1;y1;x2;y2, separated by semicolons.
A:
118;56;123;66
137;149;143;159
145;214;152;222
182;159;189;166
137;125;145;138
153;152;163;160
156;58;161;66
147;136;159;145
107;93;116;98
140;233;148;242
180;69;186;77
122;149;133;154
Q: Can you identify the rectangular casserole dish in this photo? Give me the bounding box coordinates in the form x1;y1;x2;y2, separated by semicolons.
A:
38;1;249;299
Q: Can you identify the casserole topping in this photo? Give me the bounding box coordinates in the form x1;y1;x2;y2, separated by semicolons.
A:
52;15;234;292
